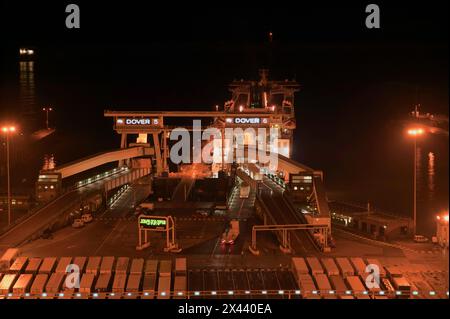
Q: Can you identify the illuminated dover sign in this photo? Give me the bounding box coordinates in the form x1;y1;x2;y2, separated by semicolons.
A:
226;117;269;124
116;118;159;125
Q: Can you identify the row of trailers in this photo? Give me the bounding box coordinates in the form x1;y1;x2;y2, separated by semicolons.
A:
291;256;417;299
0;252;187;299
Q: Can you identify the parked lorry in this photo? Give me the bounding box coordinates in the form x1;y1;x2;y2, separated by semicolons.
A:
221;220;239;245
0;248;20;272
239;182;250;199
297;274;320;299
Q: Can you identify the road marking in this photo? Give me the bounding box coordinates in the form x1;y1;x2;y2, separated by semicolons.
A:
93;219;123;255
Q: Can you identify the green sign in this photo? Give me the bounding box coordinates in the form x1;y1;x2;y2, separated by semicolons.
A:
139;216;167;229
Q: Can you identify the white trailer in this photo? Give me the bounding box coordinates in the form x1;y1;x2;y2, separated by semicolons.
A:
297;274;320;299
29;274;48;298
73;256;87;273
291;257;309;276
321;258;340;276
25;258;42;274
100;256;115;274
329;275;354;299
144;259;158;275
130;258;144;275
173;275;187;299
55;257;73;274
345;275;370;299
95;273;112;298
314;273;335;299
86;256;102;275
239;182;250;199
0;273;17;295
125;273;142;298
13;274;34;295
39;257;57;274
175;258;187;276
159;260;172;277
115;257;129;275
349;257;367;276
78;273;96;297
335;257;354;277
306;257;324;275
142;274;157;299
9;256;28;273
0;248;20;272
157;275;171;299
45;273;65;296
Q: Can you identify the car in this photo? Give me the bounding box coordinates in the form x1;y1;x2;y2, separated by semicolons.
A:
81;213;93;223
195;209;210;217
72;219;85;228
414;235;429;243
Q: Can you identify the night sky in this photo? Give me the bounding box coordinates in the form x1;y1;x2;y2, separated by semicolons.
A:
0;2;448;234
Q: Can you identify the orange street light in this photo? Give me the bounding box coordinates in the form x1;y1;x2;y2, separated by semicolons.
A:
407;128;424;136
1;125;17;226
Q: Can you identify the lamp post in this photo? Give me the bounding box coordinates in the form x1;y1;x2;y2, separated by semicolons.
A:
42;107;53;130
2;125;16;226
407;127;424;236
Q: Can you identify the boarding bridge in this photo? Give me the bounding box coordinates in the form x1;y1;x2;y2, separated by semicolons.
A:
36;146;153;202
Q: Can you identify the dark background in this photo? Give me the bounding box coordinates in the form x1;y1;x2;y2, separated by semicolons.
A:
0;1;448;235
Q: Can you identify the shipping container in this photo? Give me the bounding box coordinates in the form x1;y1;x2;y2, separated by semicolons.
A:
306;257;324;275
73;257;87;273
39;257;57;274
144;259;158;275
175;258;187;275
314;274;336;299
157;275;171;299
335;257;354;277
349;257;367;276
141;274;157;299
0;273;17;294
30;274;49;296
86;256;102;275
345;275;370;299
112;273;128;293
0;248;20;272
297;274;320;299
321;258;340;276
13;274;33;295
100;256;115;274
25;258;42;274
173;275;187;299
159;260;172;277
55;257;73;274
115;257;129;274
130;258;144;275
